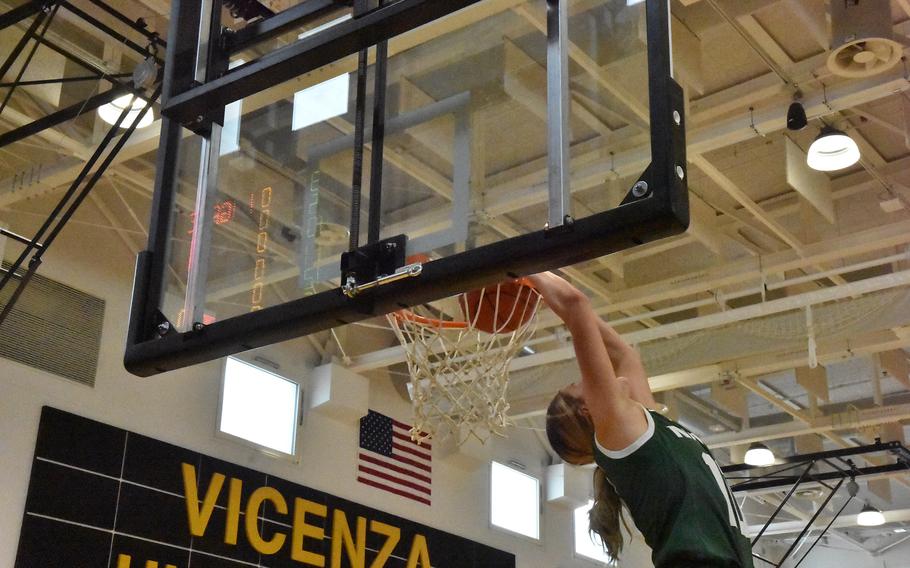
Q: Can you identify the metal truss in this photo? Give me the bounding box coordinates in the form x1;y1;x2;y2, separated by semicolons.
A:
0;0;164;149
0;0;163;325
721;439;910;567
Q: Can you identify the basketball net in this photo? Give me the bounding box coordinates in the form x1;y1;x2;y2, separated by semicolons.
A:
388;283;542;446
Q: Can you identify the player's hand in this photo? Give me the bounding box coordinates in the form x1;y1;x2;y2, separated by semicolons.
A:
526;272;589;321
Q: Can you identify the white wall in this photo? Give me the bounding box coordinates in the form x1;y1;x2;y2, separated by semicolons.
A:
0;203;657;568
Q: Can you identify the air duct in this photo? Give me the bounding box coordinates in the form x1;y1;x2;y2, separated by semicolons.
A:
827;0;903;78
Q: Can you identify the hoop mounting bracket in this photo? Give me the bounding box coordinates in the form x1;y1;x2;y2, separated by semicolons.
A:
340;234;411;298
343;262;423;298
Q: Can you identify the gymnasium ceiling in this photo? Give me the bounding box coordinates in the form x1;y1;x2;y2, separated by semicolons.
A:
2;0;910;557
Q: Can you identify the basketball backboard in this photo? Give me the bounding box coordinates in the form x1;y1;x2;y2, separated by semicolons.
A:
125;0;687;376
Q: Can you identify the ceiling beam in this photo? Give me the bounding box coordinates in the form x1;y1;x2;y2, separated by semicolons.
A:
507;326;910;421
744;508;910;538
349;219;910;372
705;400;910;449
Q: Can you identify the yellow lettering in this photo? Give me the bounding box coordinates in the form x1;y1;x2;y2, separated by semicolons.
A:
116;555;174;568
224;477;243;545
331;509;366;568
292;497;328;567
245;486;287;555
181;463;224;537
405;534;431;568
369;520;400;568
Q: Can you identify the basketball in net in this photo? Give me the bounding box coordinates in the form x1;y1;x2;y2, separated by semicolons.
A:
388;271;542;445
458;279;538;334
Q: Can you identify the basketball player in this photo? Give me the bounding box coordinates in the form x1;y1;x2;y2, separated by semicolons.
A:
528;272;753;568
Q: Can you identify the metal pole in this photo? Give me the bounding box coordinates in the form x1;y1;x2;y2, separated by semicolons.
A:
752;460;816;544
792;496;853;568
83;0;166;47
127;0;205;348
0;92;130;296
34;91;160;253
0;257;41;327
777;477;845;566
0;2;59;114
545;0;571;229
0;2;46;32
226;0;338;53
0;228;41;247
25;35;145;99
724;441;904;475
0;8;48;92
182;0;223;328
0;84;131;148
0;86;158;326
182;133;221;328
59;1;160;61
366;0;389;245
348;0;370;252
161;0;488;124
451;107;471;244
0;73;131;88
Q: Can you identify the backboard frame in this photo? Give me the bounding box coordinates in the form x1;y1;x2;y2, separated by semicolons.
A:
125;0;688;376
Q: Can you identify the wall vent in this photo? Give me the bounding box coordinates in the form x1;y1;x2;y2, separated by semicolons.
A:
0;262;105;386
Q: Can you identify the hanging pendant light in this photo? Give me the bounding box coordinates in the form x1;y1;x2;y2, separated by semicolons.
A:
806;125;860;171
744;442;775;466
97;94;154;129
857;503;886;527
856;503;885;527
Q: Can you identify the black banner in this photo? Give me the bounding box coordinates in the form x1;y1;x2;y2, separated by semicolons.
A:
15;406;515;568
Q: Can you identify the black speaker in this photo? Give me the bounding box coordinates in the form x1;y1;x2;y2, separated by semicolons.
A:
787;101;808;131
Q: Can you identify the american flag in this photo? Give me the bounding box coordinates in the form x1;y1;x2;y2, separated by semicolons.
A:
358;410;432;506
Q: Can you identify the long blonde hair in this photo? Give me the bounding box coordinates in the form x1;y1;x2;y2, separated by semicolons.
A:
546;391;630;559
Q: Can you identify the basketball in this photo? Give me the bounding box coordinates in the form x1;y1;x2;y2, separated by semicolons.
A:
458;279;539;334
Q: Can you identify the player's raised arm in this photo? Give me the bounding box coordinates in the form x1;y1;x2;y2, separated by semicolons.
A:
527;273;646;450
595;318;659;410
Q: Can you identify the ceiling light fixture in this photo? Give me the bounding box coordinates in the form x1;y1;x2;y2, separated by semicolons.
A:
744;442;775;467
806;125;860;172
97;94;154;129
857;503;886;527
786;101;807;131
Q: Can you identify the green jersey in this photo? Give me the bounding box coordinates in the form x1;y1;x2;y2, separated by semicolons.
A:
593;407;753;568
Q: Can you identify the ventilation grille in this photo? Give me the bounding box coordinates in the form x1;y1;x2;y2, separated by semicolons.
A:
0;262;105;386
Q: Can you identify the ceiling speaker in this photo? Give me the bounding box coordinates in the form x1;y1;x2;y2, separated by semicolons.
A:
786;101;807;131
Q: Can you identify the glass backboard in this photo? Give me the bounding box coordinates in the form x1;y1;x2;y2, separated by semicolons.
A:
125;0;687;376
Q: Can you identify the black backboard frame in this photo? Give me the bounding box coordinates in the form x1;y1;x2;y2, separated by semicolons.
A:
125;0;689;376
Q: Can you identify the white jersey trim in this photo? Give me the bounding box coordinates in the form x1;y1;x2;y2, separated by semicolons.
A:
594;405;655;459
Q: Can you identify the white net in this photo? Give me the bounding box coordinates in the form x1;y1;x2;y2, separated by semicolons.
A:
388;283;542;445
